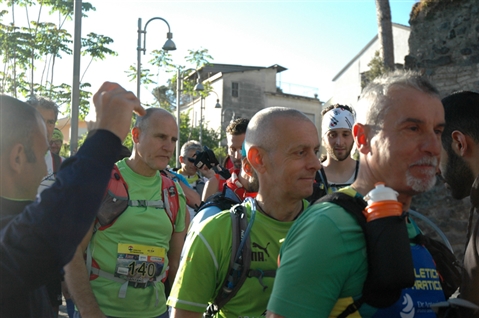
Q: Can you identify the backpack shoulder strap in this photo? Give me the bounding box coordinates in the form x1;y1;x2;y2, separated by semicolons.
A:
318;167;330;193
205;201;254;317
51;152;62;174
316;192;367;230
353;160;359;180
160;175;180;229
95;165;129;231
411;233;462;299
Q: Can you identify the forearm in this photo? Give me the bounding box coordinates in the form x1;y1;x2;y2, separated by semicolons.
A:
64;246;105;318
201;177;220;202
168;228;187;285
180;183;201;210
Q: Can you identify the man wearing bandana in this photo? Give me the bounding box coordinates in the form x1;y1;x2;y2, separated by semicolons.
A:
308;104;358;203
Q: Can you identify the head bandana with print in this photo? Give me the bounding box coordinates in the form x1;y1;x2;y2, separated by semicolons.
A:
321;107;355;136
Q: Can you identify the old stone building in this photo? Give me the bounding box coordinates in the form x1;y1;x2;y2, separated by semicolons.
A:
180;64;322;145
406;0;479;257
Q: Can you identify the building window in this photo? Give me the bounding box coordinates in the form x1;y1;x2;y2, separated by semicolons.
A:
232;82;239;98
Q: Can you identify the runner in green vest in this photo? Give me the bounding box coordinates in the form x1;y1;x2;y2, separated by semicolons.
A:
168;107;321;318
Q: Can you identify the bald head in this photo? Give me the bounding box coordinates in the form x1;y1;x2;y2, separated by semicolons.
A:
244;106;321;210
245;107;314;154
0;95;40;162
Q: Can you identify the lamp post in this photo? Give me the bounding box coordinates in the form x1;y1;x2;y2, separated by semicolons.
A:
175;68;204;167
199;90;221;145
176;68;181;168
210;90;222;109
137;17;176;100
217;101;235;147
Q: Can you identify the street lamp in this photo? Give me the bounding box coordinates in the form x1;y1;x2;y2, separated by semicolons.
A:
175;68;204;167
210;90;222;109
199;90;221;145
194;75;204;91
215;100;235;143
137;17;176;100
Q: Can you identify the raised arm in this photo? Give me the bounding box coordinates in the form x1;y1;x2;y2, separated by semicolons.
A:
0;82;145;297
201;176;221;202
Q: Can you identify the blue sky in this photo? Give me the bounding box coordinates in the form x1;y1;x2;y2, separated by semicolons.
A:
2;0;418;113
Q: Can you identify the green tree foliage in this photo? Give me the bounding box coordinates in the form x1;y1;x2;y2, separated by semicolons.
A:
149;48;175;70
167;111;223;168
185;48;213;70
127;47;214;110
0;0;116;119
361;50;386;89
127;46;222;167
151;84;176;111
180;48;214;101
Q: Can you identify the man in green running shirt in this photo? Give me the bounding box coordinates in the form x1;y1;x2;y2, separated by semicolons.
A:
168;107;321;318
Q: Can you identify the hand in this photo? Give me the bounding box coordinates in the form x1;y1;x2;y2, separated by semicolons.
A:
199;165;215;179
163;170;177;181
93;82;146;141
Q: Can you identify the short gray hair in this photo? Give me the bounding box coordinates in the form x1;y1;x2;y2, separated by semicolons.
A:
134;107;173;132
26;95;59;121
181;140;202;157
355;70;440;128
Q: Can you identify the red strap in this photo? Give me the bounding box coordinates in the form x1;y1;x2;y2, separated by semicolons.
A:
216;167;239;192
161;175;180;227
98;167;179;230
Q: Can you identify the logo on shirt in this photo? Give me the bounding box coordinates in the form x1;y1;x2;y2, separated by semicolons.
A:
252;242;270;262
400;293;415;318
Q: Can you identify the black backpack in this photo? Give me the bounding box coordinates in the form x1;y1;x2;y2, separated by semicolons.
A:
197;184;243;214
317;192;462;318
202;198;275;318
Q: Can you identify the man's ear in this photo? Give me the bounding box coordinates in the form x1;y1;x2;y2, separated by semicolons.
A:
353;123;370;154
242;157;253;177
131;127;140;143
247;146;266;174
179;156;185;164
451;130;468;157
8;143;25;174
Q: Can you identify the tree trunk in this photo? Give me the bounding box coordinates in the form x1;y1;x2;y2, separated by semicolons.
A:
375;0;395;71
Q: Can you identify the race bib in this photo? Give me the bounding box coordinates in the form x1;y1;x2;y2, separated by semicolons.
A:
115;243;165;285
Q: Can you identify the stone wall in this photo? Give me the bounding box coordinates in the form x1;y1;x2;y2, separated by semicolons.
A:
405;0;479;258
406;0;479;96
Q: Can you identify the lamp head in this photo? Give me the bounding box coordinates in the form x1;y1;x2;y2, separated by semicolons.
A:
215;99;221;108
162;32;176;51
194;78;204;91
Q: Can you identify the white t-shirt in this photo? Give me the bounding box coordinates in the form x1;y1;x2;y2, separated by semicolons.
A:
37;150;61;194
